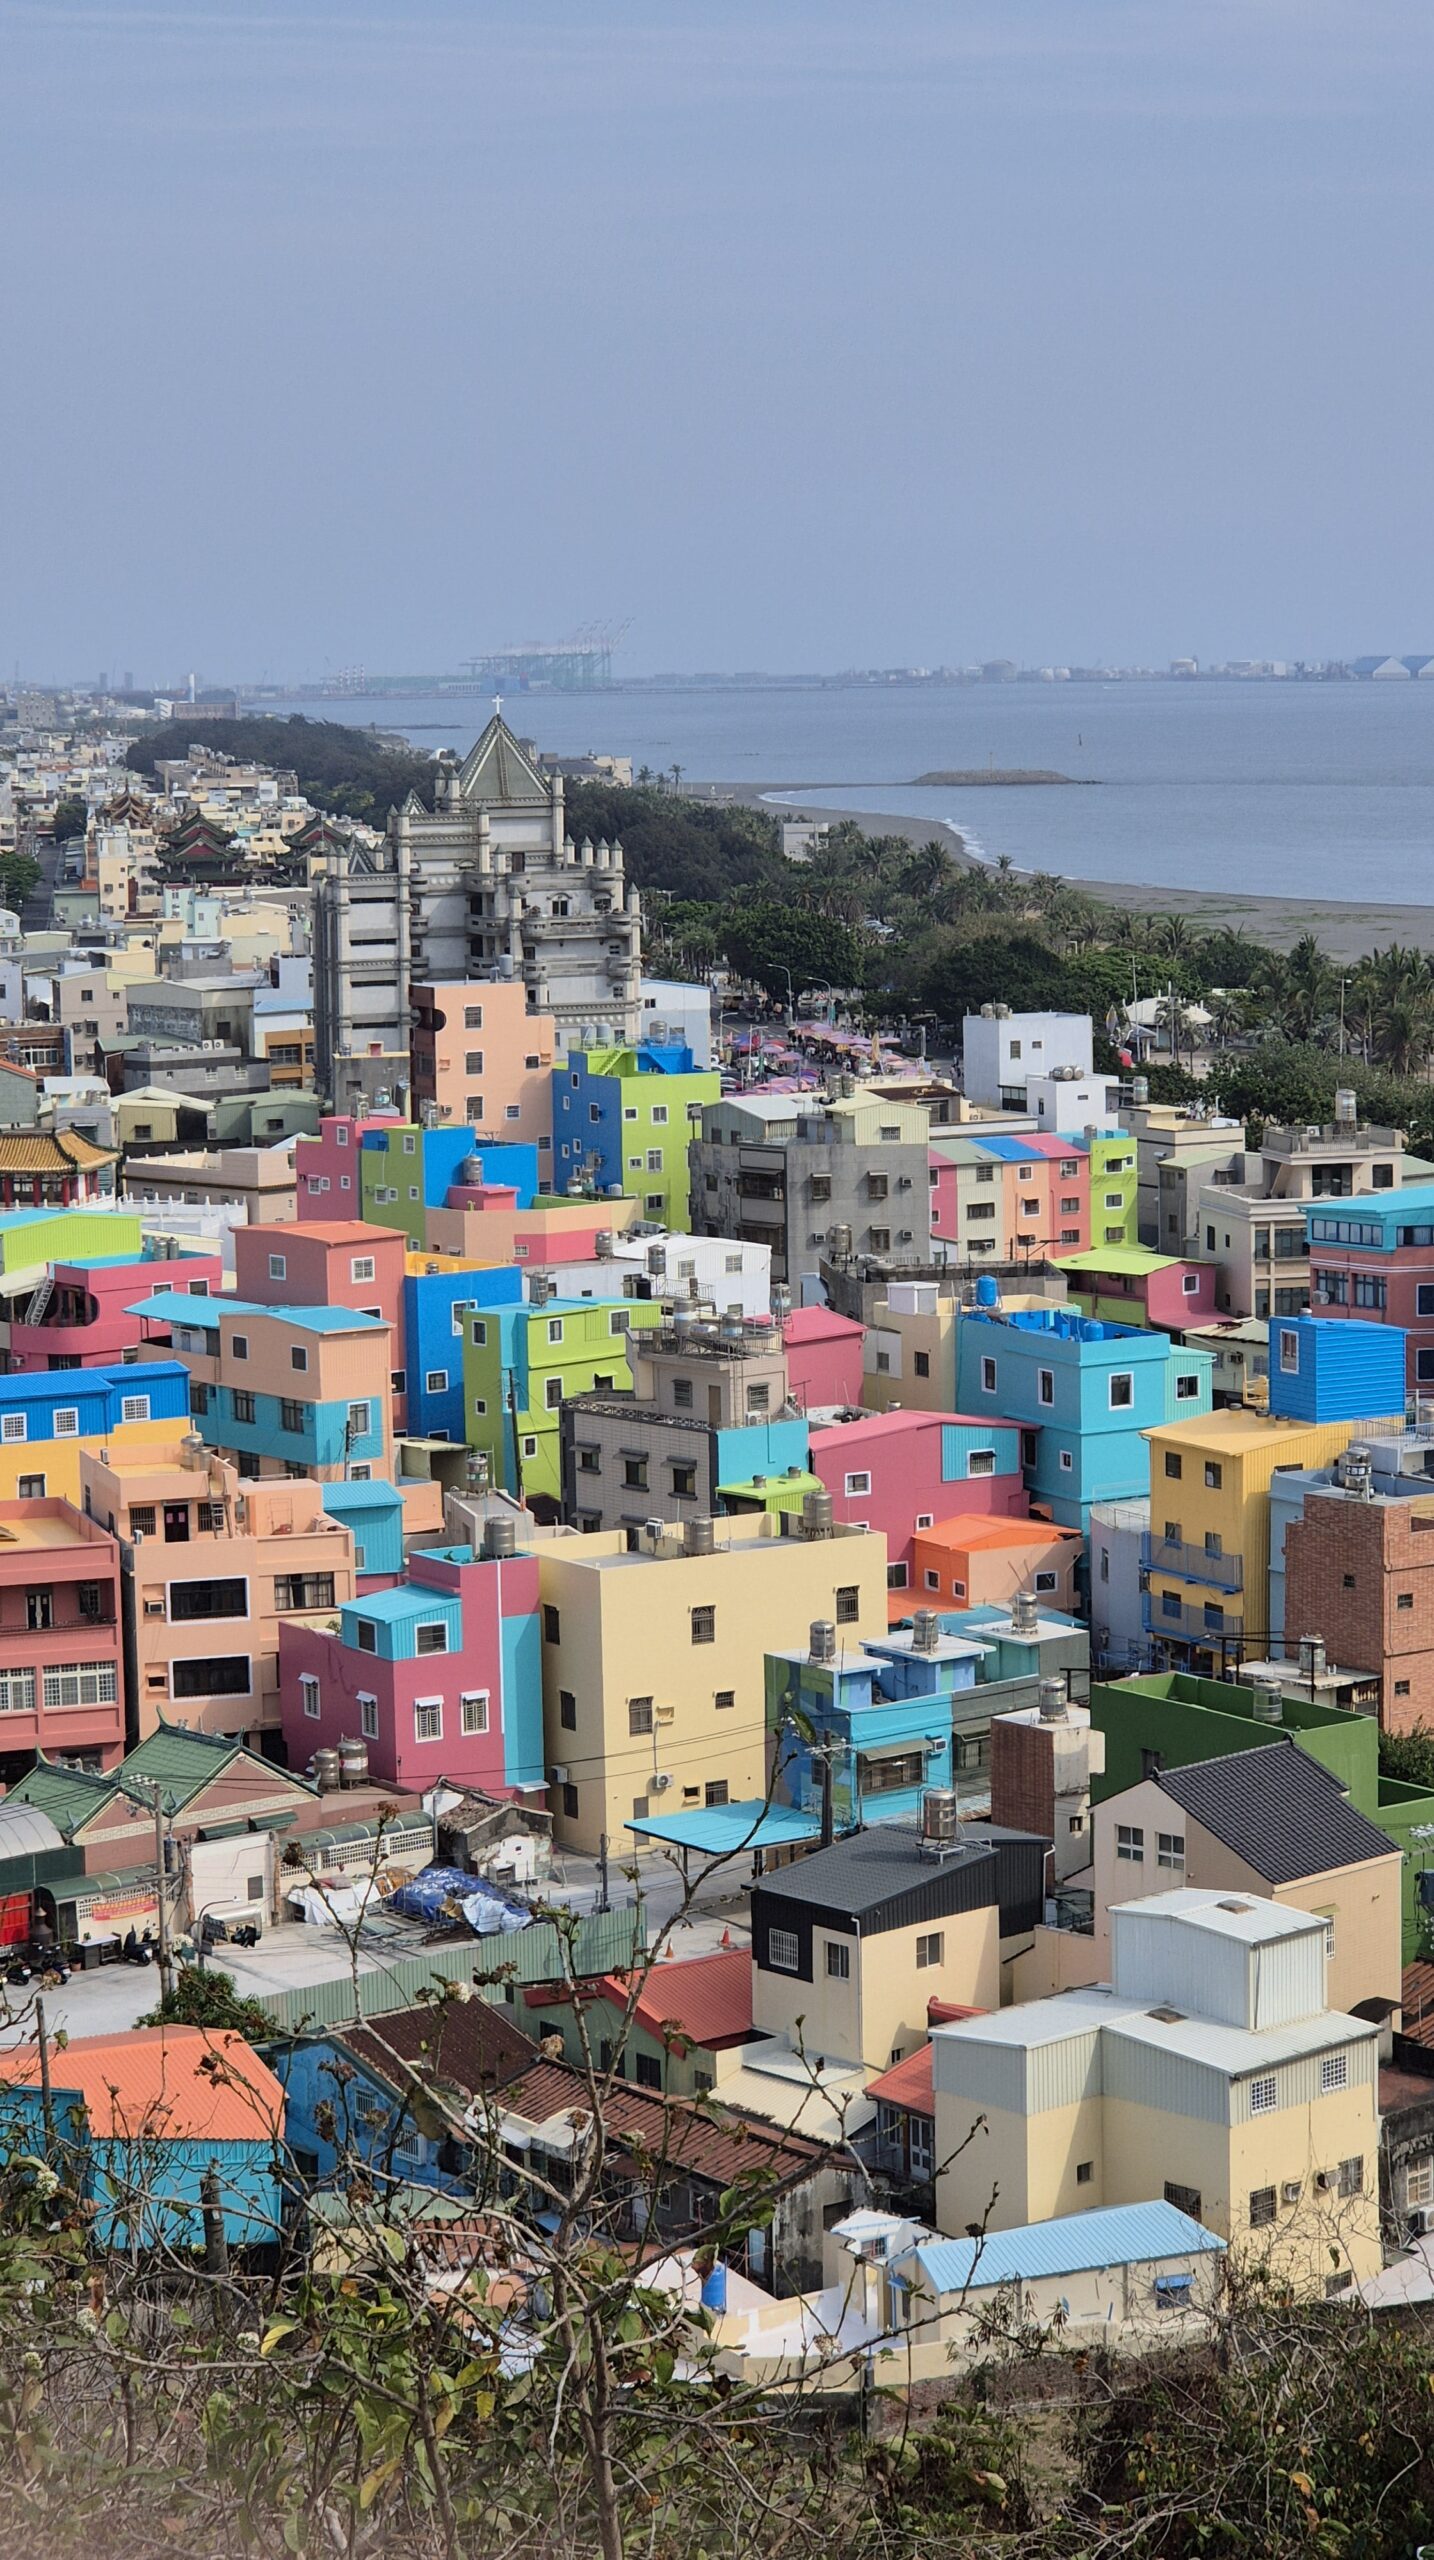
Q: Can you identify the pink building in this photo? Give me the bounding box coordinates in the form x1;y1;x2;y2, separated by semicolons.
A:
6;1255;223;1374
0;1498;125;1777
278;1536;544;1799
293;1112;402;1219
928;1135;1090;1259
782;1305;866;1411
807;1408;1027;1615
427;1196;641;1266
409;981;557;1154
232;1219;409;1428
1056;1246;1217;1332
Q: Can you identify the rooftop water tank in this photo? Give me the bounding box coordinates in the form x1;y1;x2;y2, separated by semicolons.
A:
808;1619;837;1664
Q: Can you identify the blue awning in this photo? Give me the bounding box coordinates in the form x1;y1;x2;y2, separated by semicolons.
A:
623;1800;820;1856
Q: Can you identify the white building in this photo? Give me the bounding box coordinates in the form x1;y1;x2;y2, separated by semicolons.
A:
639;977;714;1067
963;1008;1094;1112
542;1230;772;1319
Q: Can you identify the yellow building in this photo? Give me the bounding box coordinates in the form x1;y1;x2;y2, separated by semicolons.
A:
934;1889;1382;2298
535;1505;889;1855
0;1413;180;1508
1144;1407;1398;1673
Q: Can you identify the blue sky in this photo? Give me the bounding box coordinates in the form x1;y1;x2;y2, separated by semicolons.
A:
4;0;1432;678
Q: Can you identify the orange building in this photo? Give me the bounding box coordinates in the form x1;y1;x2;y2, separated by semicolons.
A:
911;1511;1082;1615
409;980;557;1155
79;1440;359;1746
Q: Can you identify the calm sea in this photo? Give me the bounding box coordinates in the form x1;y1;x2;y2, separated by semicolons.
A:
273;681;1434;908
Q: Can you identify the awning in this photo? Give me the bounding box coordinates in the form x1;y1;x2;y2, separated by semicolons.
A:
623;1800;820;1857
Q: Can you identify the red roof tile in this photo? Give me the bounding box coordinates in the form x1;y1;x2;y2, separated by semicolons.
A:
598;1948;754;2051
1402;1962;1434;2046
0;2026;283;2142
864;2046;934;2114
498;2056;832;2188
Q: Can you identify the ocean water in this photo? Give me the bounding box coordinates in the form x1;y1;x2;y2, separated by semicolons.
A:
276;681;1434;907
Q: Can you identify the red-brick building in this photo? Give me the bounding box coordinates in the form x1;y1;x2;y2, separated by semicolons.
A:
1284;1484;1434;1736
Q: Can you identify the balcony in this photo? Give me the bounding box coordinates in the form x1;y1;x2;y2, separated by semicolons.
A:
1140;1534;1243;1593
1142;1591;1241;1642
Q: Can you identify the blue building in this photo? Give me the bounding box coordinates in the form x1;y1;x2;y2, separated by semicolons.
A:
766;1619;987;1829
0;1357;191;1447
402;1261;524;1443
317;1477;408;1581
1266;1311;1407;1425
0;2025;285;2251
133;1293;390;1481
274;2002;542;2193
957;1306;1213;1530
360;1124;540;1243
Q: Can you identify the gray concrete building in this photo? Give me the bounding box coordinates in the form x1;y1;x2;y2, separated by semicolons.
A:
559;1305;800;1534
688;1089;932;1296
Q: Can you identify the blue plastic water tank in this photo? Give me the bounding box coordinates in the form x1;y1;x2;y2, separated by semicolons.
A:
975;1275;1000;1308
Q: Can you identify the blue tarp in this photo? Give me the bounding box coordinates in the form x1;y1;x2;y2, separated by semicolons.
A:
388;1864;530;1934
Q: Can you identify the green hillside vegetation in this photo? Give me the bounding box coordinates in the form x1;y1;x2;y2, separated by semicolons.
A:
127;715;437;826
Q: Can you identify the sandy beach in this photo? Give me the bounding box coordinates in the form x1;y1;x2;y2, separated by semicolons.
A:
709;781;1434;962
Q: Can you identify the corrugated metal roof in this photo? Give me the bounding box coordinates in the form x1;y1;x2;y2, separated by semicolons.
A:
624;1800;819;1854
1155;1742;1395;1884
133;1290;387;1335
0;1804;64;1858
0;2026;283;2141
865;2044;934;2113
905;2200;1224;2296
598;1949;754;2049
754;1825;997;1921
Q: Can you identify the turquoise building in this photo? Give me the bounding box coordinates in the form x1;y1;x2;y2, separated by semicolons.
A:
766;1621;987;1830
956;1305;1213;1530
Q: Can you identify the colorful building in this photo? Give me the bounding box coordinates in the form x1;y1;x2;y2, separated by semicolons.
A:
912;1512;1083;1615
958;1304;1214;1532
559;1306;806;1533
806;1410;1025;1613
465;1295;665;1505
782;1305;865;1410
0;1497;124;1779
293;1110;403;1218
766;1616;989;1830
426;1191;642;1268
409;979;557;1155
1087;1131;1139;1251
928;1132;1092;1261
862;1280;961;1411
536;1505;889;1854
3;1251;224;1373
80;1439;358;1746
0;1204;143;1279
552;1042;719;1231
279;1533;544;1799
0;1129;116;1209
402;1255;524;1443
133;1292;393;1484
1306;1186;1434;1393
1054;1243;1216;1332
358;1122;540;1248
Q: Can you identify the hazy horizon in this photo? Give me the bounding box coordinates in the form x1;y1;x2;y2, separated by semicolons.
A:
6;0;1434;684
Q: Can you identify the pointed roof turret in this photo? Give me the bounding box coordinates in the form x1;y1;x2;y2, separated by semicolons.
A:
455;712;552;809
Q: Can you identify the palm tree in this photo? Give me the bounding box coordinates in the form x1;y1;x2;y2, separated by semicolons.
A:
1273;933;1336;1044
670;763;684;793
1371;993;1434;1077
900;839;950;901
1156;912;1193;958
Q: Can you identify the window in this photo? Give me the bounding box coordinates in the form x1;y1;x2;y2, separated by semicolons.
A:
544;1606;561;1643
460;1691;489;1736
169;1657;248;1700
280;1398;305;1433
290;1345;309;1373
670;1462;697;1499
120;1395;150;1424
622;1458;648;1491
1038;1368;1054;1407
1108;1372;1134;1409
1406;2155;1434;2210
714;1689;735;1711
1116;1824;1144;1861
464;1004;483;1030
1164;2180;1202;2219
0;1668;35;1715
559;1689;577;1730
129;1504;157;1538
915;1933;944;1969
301;1675;321;1721
1175;1374;1200;1401
628;1697;654;1736
268;1253;287;1281
1034;1569;1058;1594
24;1589;51;1632
924;1570;941;1592
1164;1452;1182;1480
1320;2052;1348;2094
42;1660;119;1708
545;1378;564;1411
562;1782;579;1820
425;1368;448;1394
844;1471;872;1497
826;1941;851;1980
672;1377;694;1410
1157;1832;1185;1870
835;1585;859;1624
914;1349;930;1377
190;1383;210;1415
355;1619;378;1653
17;1476;44;1500
414;1701;443;1742
52;1408;78;1437
414;1622;448;1655
1336;2154;1363;2197
1396;1679;1412;1697
1204;1462;1222;1490
747;1383;770;1414
691;1605;715;1644
1249;2075;1278;2115
1398;1591;1415;1610
1076;2160;1093;2186
1248;2186;1276;2230
1418;1283;1434;1318
967;1448;995;1477
1059;1450;1073;1472
768;1928;799;1973
170;1577;247;1621
274;1573;336;1612
980;1355;997;1394
347;1400;371;1439
231;1390;256;1425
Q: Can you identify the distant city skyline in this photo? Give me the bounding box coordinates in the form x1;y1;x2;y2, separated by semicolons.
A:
4;0;1434;675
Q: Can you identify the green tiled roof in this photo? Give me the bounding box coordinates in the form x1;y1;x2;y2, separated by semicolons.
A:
8;1760;123;1836
125;1723;317;1809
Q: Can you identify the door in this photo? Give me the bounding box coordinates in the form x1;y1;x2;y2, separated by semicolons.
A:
163;1503;190;1542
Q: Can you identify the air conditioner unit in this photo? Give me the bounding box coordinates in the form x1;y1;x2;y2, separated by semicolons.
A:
1281;2180;1303;2206
547;1764;569;1787
1407;2205;1434;2236
1314;2169;1335;2192
650;1771;674;1792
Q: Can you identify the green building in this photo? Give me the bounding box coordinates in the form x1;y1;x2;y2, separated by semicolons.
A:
552;1044;719;1234
463;1296;665;1507
1093;1668;1434;1958
1087;1131;1138;1253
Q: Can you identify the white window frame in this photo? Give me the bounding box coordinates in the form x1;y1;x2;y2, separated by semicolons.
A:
425;1368;448;1393
351;1256;376;1284
1249;2074;1278;2115
268;1253;287;1281
413;1698;443;1742
53;1408;79;1438
1115;1823;1144;1862
358;1692;378;1740
0;1667;36;1714
843;1471;872;1497
0;1415;26;1444
460;1690;489;1735
768;1928;799;1973
300;1674;321;1721
1320;2052;1348;2094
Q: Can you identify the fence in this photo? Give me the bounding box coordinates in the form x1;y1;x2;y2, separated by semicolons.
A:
254;1902;645;2036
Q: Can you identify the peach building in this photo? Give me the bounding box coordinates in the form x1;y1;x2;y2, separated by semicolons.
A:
409;981;557;1153
426;1193;641;1266
80;1439;359;1747
912;1511;1082;1614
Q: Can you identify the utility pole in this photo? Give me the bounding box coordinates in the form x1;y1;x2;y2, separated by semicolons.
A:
35;1994;55;2160
201;2162;229;2276
146;1782;174;1999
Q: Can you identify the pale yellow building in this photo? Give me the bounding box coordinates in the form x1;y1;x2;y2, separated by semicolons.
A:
933;1889;1383;2298
535;1506;889;1855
